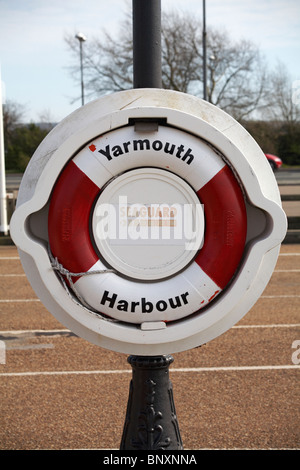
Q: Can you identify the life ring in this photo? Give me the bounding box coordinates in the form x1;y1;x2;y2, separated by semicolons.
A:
48;125;247;323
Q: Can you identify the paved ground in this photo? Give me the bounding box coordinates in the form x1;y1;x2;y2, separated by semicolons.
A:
0;242;299;451
282;199;299;217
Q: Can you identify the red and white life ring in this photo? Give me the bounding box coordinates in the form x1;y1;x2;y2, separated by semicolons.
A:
48;125;247;323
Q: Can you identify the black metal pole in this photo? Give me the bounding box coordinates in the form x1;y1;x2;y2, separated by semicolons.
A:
132;0;162;89
202;0;207;101
120;0;183;451
120;356;183;450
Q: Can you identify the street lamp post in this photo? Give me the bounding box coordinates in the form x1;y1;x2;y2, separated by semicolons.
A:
75;33;87;106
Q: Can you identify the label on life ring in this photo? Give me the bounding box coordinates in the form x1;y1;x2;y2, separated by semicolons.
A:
48;125;247;324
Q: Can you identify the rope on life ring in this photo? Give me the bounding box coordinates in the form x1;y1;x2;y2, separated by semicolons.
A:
48;246;116;319
48;126;247;324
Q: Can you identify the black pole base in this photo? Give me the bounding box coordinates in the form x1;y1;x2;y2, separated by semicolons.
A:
120;355;183;450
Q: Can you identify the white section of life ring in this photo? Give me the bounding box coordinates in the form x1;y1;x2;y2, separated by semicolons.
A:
75;259;220;322
74;125;226;192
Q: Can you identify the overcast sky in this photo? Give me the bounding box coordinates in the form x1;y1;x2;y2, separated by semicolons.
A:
0;0;299;122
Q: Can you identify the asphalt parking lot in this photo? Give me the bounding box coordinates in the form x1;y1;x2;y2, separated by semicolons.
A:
0;241;299;451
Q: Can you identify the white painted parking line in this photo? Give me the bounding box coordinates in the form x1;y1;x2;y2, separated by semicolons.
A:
233;324;300;328
0;274;26;277
261;295;300;298
274;269;300;272
0;329;70;335
0;364;299;378
279;253;300;256
171;365;300;372
0;299;40;302
6;344;54;351
0;324;299;336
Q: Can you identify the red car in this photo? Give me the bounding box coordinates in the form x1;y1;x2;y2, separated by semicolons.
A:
265;153;283;171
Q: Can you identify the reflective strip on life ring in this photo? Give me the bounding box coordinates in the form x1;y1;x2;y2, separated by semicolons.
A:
48;126;247;323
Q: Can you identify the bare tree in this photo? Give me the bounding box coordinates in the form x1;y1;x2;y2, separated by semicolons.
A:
204;30;270;120
263;61;300;125
65;10;270;120
161;12;200;93
3;100;26;133
160;13;270;120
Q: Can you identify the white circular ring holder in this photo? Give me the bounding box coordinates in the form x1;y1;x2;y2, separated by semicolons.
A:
10;89;287;355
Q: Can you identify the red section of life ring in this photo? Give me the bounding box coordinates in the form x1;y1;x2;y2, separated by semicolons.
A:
48;155;247;320
196;165;247;289
48;161;100;279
